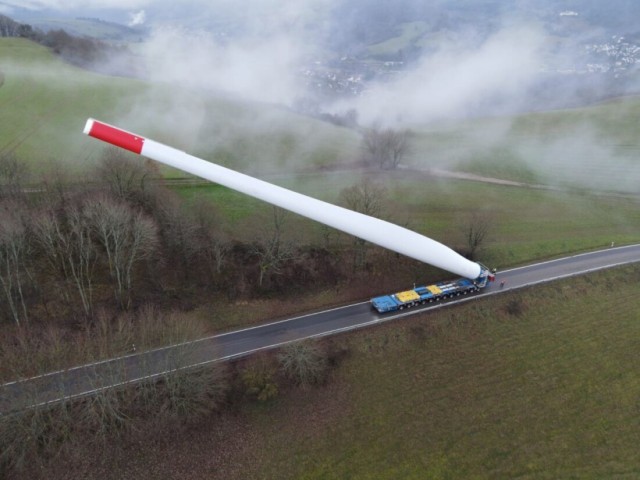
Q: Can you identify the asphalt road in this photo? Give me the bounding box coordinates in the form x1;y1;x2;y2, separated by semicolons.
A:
2;244;639;414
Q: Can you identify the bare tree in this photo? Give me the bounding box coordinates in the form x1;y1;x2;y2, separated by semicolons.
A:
84;194;158;309
251;207;297;287
156;362;229;420
340;179;387;218
191;198;229;282
0;202;31;325
362;127;410;170
96;147;156;202
0;14;22;37
33;204;97;316
278;339;328;386
0;152;29;200
77;362;131;441
461;211;494;260
157;195;200;281
339;179;388;270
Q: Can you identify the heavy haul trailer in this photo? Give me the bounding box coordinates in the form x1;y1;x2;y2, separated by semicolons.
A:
371;264;495;313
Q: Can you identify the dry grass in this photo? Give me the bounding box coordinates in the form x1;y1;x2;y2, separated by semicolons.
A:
9;265;640;479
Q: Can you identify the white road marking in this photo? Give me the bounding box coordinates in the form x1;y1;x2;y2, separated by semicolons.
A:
2;245;639;406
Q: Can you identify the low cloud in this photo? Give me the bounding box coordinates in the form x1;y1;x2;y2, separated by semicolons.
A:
2;0;151;10
330;24;546;127
128;9;146;27
139;27;308;106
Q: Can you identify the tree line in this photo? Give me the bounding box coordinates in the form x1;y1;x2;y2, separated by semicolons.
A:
0;303;340;476
0;141;493;477
0;144;494;330
0;14;133;75
0;148;415;329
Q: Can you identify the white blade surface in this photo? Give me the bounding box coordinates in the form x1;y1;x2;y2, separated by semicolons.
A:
84;118;481;279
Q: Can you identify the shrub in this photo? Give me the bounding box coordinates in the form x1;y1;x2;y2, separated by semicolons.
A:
278;340;328;386
241;355;279;402
505;298;525;317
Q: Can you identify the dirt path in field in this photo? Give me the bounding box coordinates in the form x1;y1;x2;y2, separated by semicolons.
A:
399;166;640;199
423;167;557;190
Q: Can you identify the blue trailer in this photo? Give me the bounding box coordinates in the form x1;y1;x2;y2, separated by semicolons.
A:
371;264;495;313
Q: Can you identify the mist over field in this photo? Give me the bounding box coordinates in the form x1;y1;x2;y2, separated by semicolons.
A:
331;24;546;126
3;0;640;191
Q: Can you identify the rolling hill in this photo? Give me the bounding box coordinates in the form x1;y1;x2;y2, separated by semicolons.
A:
2;36;640;195
0;38;360;178
405;97;640;194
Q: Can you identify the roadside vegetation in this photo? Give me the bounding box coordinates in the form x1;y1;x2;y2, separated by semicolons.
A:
249;265;640;480
0;112;638;379
4;265;639;479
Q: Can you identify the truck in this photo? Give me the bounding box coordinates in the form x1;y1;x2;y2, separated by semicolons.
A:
371;264;495;313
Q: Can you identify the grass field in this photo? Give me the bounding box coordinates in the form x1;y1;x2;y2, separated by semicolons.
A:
0;38;359;176
245;265;640;479
0;38;146;171
367;21;430;58
3;38;640;195
51;264;640;479
174;171;640;267
408;100;640;193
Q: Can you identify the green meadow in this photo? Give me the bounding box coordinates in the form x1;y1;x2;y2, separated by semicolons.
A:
175;172;640;269
3;37;640;194
408;99;640;192
0;38;359;176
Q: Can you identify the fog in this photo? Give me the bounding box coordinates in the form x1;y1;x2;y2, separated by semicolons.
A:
139;28;307;106
6;0;640;192
108;4;550;129
102;1;637;193
330;24;546;127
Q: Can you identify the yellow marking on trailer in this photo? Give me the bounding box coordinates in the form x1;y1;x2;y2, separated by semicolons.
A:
396;290;420;303
427;285;442;295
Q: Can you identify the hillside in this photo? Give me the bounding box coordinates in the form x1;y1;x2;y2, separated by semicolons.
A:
22;17;145;43
0;38;360;177
2;37;640;194
406;98;640;193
